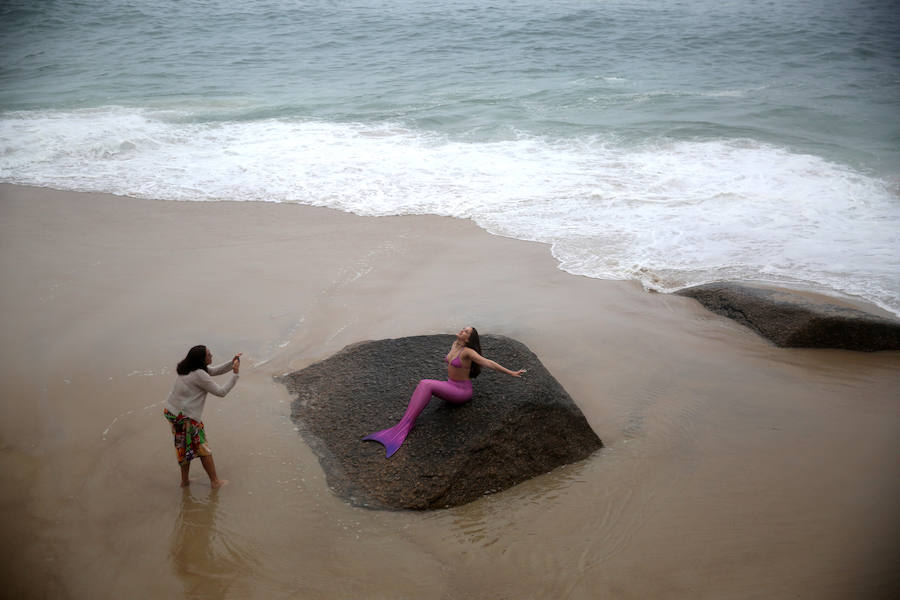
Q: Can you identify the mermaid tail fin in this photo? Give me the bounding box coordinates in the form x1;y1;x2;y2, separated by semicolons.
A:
362;422;411;458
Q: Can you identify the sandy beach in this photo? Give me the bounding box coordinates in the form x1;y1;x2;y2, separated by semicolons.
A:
1;183;898;599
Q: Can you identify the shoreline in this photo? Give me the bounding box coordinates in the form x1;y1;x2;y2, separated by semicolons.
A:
2;183;898;599
4;182;895;320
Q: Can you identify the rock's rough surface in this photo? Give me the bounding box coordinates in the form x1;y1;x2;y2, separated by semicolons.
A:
279;335;602;510
676;282;900;351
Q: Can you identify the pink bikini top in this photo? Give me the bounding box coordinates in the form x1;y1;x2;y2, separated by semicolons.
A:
445;349;464;368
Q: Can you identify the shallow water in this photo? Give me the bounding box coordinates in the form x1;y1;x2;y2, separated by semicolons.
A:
67;347;899;600
2;189;897;599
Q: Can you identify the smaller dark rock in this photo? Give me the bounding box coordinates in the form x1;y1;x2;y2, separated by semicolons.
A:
279;335;602;510
676;282;900;351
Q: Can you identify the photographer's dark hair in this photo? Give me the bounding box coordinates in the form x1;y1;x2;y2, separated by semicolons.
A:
468;328;482;379
177;345;209;375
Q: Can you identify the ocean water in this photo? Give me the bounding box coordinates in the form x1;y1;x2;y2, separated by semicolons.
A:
2;0;899;314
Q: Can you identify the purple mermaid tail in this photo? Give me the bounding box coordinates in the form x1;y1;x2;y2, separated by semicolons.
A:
363;378;473;458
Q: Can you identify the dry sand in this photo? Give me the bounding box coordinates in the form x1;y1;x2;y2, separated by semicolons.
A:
1;183;898;599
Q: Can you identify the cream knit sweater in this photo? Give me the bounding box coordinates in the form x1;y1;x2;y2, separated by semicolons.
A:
164;360;238;421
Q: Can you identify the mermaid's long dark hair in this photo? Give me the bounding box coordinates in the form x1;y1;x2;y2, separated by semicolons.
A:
177;345;209;375
468;328;482;379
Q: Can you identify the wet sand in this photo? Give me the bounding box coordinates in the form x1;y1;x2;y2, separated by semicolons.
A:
1;183;898;599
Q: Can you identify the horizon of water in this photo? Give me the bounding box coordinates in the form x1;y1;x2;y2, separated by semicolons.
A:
2;0;898;314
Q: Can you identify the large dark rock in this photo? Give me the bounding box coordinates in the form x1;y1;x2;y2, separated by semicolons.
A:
278;334;602;510
676;282;900;351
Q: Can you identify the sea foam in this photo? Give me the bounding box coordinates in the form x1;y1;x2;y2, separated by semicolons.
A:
2;107;898;314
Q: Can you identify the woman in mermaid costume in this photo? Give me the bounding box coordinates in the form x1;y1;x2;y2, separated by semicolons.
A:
363;327;526;458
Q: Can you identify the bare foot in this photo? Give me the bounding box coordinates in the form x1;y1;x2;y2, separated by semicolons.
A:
180;478;195;487
210;479;229;489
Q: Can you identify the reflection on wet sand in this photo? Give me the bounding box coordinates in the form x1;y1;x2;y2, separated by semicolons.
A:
170;489;257;599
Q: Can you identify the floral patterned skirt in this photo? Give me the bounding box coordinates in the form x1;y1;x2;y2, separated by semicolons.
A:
164;409;211;466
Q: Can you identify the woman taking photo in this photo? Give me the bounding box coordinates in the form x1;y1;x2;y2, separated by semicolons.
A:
164;345;241;488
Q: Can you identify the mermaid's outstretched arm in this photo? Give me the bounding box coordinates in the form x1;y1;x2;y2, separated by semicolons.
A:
465;348;526;377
